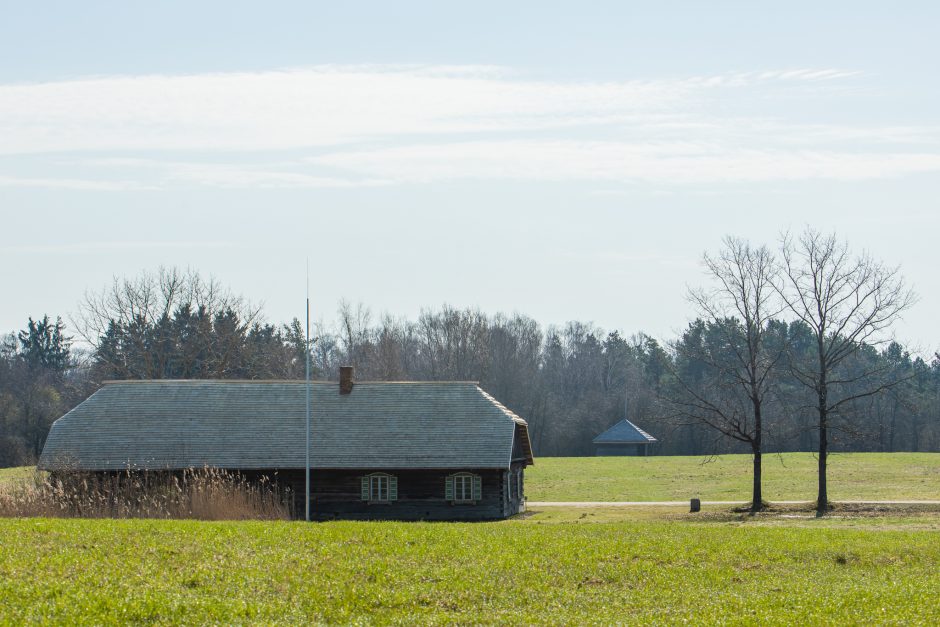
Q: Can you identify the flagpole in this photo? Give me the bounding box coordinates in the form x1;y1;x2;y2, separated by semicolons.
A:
305;259;311;523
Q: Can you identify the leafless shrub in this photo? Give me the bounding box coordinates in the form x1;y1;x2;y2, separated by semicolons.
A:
0;468;290;520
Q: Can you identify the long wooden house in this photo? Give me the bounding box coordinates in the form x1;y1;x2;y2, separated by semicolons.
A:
38;368;534;521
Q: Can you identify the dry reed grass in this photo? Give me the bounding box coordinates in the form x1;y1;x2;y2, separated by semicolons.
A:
0;468;291;520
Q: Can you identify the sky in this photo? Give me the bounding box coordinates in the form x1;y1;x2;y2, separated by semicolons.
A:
1;1;938;352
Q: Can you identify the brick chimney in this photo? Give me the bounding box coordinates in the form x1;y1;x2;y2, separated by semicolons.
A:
339;366;354;395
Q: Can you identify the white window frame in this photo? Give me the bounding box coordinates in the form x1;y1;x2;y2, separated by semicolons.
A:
446;472;481;504
362;473;397;503
371;474;390;502
454;474;474;502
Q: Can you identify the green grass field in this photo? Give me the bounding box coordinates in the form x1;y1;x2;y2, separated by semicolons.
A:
1;516;938;625
2;454;940;623
528;504;940;530
6;453;940;502
526;452;940;502
0;466;33;485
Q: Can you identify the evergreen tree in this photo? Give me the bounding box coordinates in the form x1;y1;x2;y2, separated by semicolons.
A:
17;316;71;374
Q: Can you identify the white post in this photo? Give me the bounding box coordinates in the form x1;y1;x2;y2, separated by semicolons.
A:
305;263;311;523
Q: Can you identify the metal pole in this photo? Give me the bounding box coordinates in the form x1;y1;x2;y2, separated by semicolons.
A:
305;261;311;522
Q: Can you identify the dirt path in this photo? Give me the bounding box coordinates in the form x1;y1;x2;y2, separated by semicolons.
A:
528;500;940;507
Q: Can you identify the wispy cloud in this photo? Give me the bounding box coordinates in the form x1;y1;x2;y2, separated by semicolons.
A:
161;163;387;189
309;141;940;184
0;175;153;191
3;64;937;189
0;241;234;255
0;64;859;155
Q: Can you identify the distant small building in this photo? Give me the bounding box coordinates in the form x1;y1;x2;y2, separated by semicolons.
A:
593;419;657;456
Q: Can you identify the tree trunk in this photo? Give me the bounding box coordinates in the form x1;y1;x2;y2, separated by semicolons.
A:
751;449;762;513
888;396;898;452
817;404;828;515
751;398;763;513
816;345;829;515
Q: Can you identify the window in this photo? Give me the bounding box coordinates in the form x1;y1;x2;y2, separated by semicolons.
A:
446;473;481;503
361;473;397;503
455;474;473;501
371;475;389;502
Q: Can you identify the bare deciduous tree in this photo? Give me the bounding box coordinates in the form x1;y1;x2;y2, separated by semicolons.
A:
417;306;489;381
669;237;784;512
74;267;263;379
337;300;373;372
779;229;916;514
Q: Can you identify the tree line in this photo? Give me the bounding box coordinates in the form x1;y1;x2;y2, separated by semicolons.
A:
1;232;937;510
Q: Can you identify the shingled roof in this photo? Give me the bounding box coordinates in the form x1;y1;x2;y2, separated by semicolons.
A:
592;419;657;445
39;380;533;472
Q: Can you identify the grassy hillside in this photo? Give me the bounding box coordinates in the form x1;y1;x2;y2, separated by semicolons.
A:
1;517;938;624
0;467;33;486
6;453;939;502
526;452;940;502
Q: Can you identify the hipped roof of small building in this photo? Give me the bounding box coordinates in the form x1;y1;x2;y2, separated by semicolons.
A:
592;419;658;444
39;380;534;472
